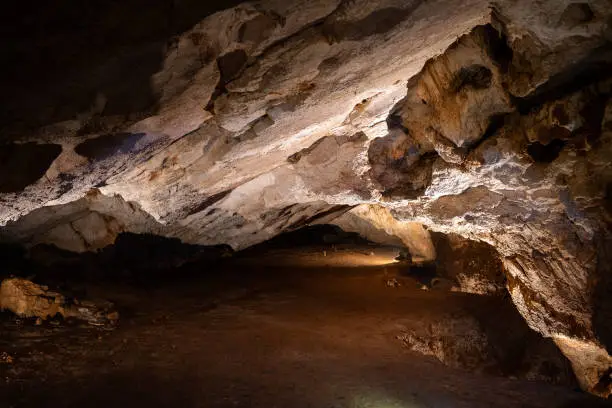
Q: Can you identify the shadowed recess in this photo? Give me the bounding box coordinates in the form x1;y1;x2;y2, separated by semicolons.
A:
75;133;146;161
323;1;426;42
0;0;246;135
450;65;493;92
0;143;62;193
186;190;233;216
526;139;566;163
218;49;248;84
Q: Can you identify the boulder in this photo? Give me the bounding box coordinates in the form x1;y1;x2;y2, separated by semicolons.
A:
0;278;118;326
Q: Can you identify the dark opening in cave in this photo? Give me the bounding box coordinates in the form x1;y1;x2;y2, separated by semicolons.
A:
527;139;567;163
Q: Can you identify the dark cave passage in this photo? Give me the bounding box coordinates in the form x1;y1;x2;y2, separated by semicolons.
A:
0;226;605;408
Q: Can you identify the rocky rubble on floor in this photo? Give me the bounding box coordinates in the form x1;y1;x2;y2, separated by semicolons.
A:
0;277;118;326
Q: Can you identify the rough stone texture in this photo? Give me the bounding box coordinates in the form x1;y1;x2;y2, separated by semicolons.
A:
393;24;514;150
398;315;492;370
431;232;506;295
0;189;162;253
554;335;612;396
396;308;575;385
388;75;612;395
332;204;436;263
1;0;612;396
0;278;118;326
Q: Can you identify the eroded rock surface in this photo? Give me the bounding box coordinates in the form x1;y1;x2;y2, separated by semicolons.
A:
0;278;118;326
332;204;436;263
396;305;575;385
431;232;506;295
388;75;612;395
1;0;612;397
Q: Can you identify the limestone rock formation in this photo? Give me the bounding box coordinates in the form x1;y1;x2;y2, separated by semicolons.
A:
0;278;118;326
332;204;436;263
396;306;575;385
431;232;507;295
1;0;612;397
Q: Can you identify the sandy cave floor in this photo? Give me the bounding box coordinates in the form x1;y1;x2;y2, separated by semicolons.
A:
1;244;610;408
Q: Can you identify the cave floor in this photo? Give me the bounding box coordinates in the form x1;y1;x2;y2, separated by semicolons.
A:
1;245;609;408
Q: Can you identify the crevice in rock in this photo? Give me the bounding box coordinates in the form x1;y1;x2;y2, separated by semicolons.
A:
466;112;509;154
514;46;612;114
526;139;567;163
323;6;417;42
480;21;514;74
287;205;354;231
186;190;232;217
593;367;612;396
378;152;437;200
234;113;276;142
573;93;610;149
386;109;410;135
74;132;147;161
218;49;248;84
450;64;493;93
287;136;329;164
559;2;596;28
205;49;248;114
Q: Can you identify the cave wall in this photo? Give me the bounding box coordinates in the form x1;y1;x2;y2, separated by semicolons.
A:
331;204;437;263
1;0;612;396
429;232;507;296
387;63;612;395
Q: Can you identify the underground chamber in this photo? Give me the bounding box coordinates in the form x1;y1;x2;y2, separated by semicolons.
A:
2;0;612;407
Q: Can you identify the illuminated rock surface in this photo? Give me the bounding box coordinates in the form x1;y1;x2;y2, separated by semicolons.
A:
0;278;118;326
1;0;612;397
